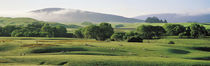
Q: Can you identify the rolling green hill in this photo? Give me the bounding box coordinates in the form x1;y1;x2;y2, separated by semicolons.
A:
0;37;210;65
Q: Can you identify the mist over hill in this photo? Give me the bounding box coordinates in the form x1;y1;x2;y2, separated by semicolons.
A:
134;13;210;23
29;8;143;23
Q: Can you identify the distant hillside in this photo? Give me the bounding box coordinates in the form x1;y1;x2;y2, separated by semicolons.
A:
29;8;144;23
134;13;210;23
0;17;79;28
0;17;40;26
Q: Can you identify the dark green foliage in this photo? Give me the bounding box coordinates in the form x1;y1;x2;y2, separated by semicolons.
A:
54;25;67;37
2;25;20;36
137;25;166;39
189;23;208;38
111;32;126;41
127;36;143;42
168;41;175;44
145;17;167;23
163;24;186;36
40;24;56;37
207;29;210;36
0;26;3;36
75;23;114;41
74;28;84;38
177;24;207;38
123;31;139;40
97;23;114;40
83;25;101;39
65;33;75;38
115;24;124;28
10;22;68;37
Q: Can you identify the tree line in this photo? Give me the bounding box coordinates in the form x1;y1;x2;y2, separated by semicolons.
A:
0;22;69;37
145;17;167;23
74;23;209;42
0;22;208;42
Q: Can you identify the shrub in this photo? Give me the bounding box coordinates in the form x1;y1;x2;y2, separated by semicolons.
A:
137;25;166;39
111;32;126;41
189;23;208;38
127;36;143;42
163;24;186;36
168;41;175;44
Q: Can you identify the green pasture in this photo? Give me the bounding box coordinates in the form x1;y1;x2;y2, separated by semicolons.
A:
0;37;210;66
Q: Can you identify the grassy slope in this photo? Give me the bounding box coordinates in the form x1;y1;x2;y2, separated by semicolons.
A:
0;37;210;66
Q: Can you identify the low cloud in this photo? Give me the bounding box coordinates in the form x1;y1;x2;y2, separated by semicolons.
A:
179;8;210;16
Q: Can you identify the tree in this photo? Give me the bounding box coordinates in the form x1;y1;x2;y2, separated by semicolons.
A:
2;25;20;36
127;36;143;42
54;25;67;37
74;28;84;38
152;26;166;38
189;23;208;38
163;24;186;36
76;23;114;41
137;25;166;39
11;30;24;37
41;24;55;37
83;25;100;39
145;17;167;23
164;20;168;23
111;32;126;41
123;31;139;40
97;23;114;41
0;26;3;36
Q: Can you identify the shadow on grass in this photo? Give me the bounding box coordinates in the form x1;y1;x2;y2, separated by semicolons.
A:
191;57;210;61
192;47;210;52
66;52;118;56
58;61;68;65
168;49;190;54
31;47;88;53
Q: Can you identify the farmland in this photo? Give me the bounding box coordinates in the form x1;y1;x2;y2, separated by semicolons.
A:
0;36;210;66
0;22;210;66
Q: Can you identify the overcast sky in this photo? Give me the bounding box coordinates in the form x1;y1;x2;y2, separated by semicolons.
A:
0;0;210;17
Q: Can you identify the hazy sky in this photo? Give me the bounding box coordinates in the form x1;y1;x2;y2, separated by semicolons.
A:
0;0;210;17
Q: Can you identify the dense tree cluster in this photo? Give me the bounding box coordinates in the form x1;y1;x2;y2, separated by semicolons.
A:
75;23;114;41
145;17;167;23
0;22;68;37
164;23;208;38
108;23;208;42
137;25;166;39
0;20;208;42
111;32;126;41
163;24;186;36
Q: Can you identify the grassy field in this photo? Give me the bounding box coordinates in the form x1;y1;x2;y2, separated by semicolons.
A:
0;22;210;66
0;37;210;66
